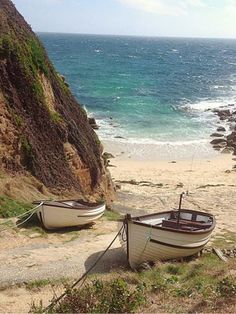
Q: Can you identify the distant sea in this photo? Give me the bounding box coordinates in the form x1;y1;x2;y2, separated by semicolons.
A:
39;33;236;157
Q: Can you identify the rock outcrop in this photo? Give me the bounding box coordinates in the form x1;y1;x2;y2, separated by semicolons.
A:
210;105;236;157
0;0;114;201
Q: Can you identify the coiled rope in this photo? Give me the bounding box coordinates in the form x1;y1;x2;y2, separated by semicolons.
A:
0;202;43;232
43;223;125;313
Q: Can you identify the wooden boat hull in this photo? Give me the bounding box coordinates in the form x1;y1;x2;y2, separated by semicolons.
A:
36;201;105;230
121;210;215;269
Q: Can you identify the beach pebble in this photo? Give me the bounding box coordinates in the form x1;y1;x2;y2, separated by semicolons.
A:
26;262;38;267
29;233;41;239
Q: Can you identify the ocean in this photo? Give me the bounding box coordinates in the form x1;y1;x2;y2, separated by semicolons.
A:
39;33;236;158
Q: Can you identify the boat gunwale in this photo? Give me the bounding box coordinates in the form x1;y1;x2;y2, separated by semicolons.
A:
127;209;216;235
33;201;105;211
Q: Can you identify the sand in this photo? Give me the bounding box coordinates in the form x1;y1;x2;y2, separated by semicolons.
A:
108;149;236;234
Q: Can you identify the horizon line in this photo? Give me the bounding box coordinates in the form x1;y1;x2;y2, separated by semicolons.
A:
36;31;236;41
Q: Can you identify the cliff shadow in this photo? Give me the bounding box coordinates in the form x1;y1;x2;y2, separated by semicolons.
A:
84;247;129;274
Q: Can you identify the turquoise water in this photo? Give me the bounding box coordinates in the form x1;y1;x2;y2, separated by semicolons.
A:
39;33;236;146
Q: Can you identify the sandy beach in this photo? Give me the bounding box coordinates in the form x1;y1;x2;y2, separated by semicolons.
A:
106;142;236;234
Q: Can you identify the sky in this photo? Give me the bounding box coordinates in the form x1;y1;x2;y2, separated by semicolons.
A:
12;0;236;38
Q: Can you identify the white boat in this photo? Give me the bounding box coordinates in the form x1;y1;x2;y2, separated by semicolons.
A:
33;199;106;230
120;195;215;269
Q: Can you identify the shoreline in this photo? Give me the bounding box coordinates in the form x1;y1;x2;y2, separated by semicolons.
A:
94;102;236;162
102;139;219;161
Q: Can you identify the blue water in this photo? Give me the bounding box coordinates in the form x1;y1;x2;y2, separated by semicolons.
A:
39;33;236;144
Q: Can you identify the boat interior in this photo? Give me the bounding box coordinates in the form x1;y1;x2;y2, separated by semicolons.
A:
136;210;214;231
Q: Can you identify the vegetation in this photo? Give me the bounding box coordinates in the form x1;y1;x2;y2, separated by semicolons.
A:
0;195;32;218
12;112;23;127
28;38;49;76
0;33;48;102
26;279;51;291
31;252;236;313
49;111;63;123
103;208;122;221
32;278;146;313
20;136;32;157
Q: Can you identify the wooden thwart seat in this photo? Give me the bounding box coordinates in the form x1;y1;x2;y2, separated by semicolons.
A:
162;219;211;230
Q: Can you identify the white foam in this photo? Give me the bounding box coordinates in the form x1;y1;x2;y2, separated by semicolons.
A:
182;98;236;112
102;139;217;161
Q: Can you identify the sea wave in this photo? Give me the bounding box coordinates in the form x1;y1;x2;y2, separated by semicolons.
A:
96;118;211;146
181;98;236;112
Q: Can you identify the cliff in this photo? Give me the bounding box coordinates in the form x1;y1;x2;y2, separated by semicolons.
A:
0;0;114;201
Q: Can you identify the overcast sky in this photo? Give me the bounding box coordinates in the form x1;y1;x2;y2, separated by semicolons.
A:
13;0;236;38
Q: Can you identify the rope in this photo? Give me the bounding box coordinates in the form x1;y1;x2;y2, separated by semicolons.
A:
139;225;152;259
43;224;125;313
0;202;43;232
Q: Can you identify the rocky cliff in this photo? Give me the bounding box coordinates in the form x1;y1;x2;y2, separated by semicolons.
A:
0;0;114;201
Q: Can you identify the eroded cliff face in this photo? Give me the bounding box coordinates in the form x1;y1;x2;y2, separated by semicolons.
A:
0;0;114;201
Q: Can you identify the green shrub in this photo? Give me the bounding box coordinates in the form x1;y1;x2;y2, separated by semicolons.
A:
28;39;49;76
50;111;63;123
21;136;32;156
48;278;146;313
0;196;32;218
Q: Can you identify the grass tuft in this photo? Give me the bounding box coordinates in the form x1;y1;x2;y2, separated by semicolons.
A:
0;195;32;218
103;209;122;221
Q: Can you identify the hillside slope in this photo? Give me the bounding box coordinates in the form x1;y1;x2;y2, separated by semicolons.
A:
0;0;114;200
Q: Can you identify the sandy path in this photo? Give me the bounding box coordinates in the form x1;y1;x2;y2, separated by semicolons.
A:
0;220;127;312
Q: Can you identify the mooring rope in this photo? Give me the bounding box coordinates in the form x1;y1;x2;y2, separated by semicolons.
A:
43;223;125;313
0;202;43;232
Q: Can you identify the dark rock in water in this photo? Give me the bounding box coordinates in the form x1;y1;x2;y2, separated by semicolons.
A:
227;117;236;123
210;133;224;137
221;147;234;154
114;136;125;139
213;141;227;148
213;146;221;151
103;152;115;159
214;109;231;117
217;126;226;132
226;132;236;144
91;124;99;130
88;117;96;125
210;138;227;145
88;117;99;129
